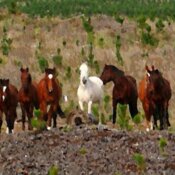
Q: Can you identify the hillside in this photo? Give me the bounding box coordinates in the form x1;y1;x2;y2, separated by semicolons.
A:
0;10;175;127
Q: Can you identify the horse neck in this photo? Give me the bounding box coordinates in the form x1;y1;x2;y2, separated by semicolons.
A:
111;69;124;85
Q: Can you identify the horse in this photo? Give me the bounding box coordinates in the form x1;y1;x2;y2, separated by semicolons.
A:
18;67;39;130
100;64;139;126
139;65;171;131
37;67;64;130
0;79;18;134
77;62;104;128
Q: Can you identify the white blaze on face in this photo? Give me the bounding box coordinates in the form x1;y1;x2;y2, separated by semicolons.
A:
48;74;53;79
3;86;7;92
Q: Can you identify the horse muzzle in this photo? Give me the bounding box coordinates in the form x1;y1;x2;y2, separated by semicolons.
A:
82;77;87;84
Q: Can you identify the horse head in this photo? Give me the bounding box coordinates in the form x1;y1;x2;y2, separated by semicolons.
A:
0;79;10;101
79;63;89;85
20;67;32;91
45;67;56;93
145;65;164;95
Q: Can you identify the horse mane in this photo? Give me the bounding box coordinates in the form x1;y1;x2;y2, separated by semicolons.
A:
108;65;124;77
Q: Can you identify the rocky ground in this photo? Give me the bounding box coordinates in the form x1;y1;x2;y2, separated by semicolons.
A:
0;123;175;175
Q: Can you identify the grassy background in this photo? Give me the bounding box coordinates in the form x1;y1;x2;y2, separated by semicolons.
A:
0;0;175;19
0;1;175;131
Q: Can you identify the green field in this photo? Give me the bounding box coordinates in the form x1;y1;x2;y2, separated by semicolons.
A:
0;0;175;19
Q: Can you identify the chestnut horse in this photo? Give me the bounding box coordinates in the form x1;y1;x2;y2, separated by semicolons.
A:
18;67;39;130
0;79;18;134
139;65;171;131
100;64;138;126
37;68;64;130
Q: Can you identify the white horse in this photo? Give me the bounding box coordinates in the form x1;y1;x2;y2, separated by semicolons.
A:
77;62;104;128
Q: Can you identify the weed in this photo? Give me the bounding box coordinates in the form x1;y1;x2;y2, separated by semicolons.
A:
156;19;165;32
31;109;46;131
133;153;146;173
1;30;12;56
38;55;48;73
61;125;72;132
133;113;142;125
159;137;167;153
79;147;87;155
65;66;72;79
98;37;104;48
115;35;123;66
48;165;59;175
52;48;62;66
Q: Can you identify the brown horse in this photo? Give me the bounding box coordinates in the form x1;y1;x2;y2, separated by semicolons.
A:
0;79;18;134
18;67;39;130
139;65;171;130
37;68;64;130
100;64;138;125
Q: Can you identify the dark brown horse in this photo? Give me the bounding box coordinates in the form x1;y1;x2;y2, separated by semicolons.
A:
139;65;171;130
18;67;39;130
100;64;138;126
37;68;64;130
0;79;18;134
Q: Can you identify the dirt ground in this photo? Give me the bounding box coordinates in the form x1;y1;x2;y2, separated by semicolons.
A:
0;122;175;175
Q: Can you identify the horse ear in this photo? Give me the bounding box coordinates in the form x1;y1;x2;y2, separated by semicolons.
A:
26;67;29;72
145;65;151;73
151;65;155;71
45;68;48;74
53;67;56;74
20;67;24;72
6;79;9;85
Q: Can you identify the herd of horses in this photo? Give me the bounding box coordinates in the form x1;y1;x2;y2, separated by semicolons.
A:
0;63;172;134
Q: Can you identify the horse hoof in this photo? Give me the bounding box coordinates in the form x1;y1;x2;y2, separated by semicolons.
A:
47;126;51;130
146;128;150;132
88;113;98;124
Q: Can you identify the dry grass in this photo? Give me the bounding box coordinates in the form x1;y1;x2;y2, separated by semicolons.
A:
0;12;175;132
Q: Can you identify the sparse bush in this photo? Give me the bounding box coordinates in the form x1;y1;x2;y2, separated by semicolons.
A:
31;109;46;131
115;35;124;65
98;37;104;48
133;153;146;173
61;125;72;132
48;165;59;175
103;95;110;112
79;147;87;155
156;19;165;32
92;105;99;118
115;15;124;26
1;28;12;56
52;48;62;66
133;113;142;125
62;40;66;47
38;55;48;73
159;137;167;153
117;104;132;130
65;66;72;79
141;31;158;46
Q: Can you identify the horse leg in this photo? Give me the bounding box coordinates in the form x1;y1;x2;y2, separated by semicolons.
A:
26;105;33;130
57;103;65;118
87;100;97;124
53;104;58;128
129;100;138;119
79;100;84;111
21;104;26;131
6;110;15;134
0;110;3;133
112;99;117;127
159;105;165;130
143;103;152;131
165;102;171;127
47;104;55;130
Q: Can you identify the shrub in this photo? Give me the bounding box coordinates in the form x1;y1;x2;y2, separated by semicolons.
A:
38;55;48;73
52;48;62;66
159;137;167;153
48;165;59;175
156;19;165;32
133;153;146;173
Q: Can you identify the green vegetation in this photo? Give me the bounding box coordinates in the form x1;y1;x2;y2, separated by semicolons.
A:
159;137;168;153
133;153;146;173
117;104;132;131
79;147;87;155
52;48;63;66
1;0;175;20
1;26;12;56
48;165;59;175
37;55;49;73
115;35;123;65
31;109;46;131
